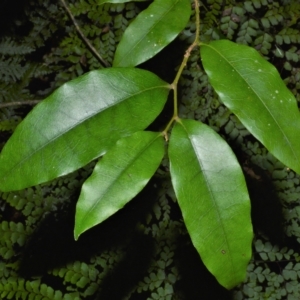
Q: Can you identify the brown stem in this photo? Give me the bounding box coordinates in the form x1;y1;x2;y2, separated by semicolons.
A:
162;0;201;140
0;100;41;109
59;0;110;68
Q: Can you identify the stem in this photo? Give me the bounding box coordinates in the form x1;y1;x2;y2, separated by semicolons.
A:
59;0;110;68
194;0;200;44
162;0;200;140
0;100;41;109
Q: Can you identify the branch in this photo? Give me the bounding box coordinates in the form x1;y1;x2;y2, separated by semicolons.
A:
59;0;110;68
162;0;201;140
0;100;41;109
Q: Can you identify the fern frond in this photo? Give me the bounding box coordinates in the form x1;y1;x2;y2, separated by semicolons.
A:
0;118;21;132
0;221;31;260
0;38;34;55
0;277;80;300
261;3;284;29
254;33;273;55
236;19;259;44
0;59;30;83
282;1;300;26
202;0;223;34
275;28;300;45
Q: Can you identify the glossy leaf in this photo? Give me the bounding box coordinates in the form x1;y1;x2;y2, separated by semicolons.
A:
201;40;300;174
0;68;170;192
74;131;164;239
168;119;253;289
113;0;191;67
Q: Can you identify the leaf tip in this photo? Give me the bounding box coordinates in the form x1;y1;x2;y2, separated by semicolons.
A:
74;222;83;241
74;230;80;241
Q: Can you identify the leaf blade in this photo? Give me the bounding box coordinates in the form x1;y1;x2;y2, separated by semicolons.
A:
200;40;300;173
169;119;253;289
0;68;170;191
113;0;191;67
74;131;164;239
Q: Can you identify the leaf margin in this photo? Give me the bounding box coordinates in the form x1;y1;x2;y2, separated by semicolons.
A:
74;130;165;239
168;118;253;289
0;68;170;192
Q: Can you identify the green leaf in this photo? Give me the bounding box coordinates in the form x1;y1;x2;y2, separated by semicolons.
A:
200;40;300;174
0;68;170;192
74;131;164;239
168;119;253;289
113;0;191;67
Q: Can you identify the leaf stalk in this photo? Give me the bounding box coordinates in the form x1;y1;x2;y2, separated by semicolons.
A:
162;0;200;140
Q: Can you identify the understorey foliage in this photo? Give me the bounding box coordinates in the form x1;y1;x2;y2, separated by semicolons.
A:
1;0;300;299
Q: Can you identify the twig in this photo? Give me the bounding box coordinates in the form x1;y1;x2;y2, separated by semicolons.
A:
162;0;201;140
59;0;110;68
0;100;41;109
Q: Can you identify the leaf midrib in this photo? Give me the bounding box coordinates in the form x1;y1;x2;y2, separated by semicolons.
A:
2;84;168;180
204;43;298;164
78;133;162;231
115;0;181;66
181;122;237;281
